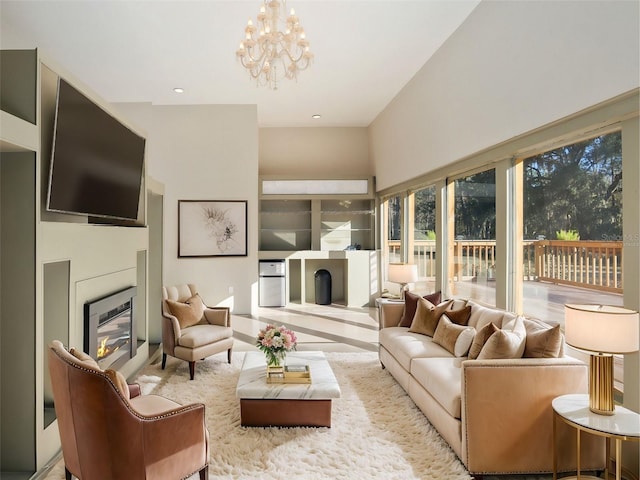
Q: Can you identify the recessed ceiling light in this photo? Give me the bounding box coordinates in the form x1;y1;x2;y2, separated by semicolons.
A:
312;114;321;119
173;87;184;93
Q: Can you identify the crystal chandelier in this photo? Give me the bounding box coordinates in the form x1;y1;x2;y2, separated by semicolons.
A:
236;0;313;90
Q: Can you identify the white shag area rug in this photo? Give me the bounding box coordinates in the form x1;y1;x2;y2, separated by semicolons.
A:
45;352;472;480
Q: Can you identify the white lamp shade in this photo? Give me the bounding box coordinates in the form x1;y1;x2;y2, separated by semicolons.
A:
388;263;418;284
565;304;640;354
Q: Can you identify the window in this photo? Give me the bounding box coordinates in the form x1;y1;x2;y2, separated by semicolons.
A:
381;195;403;295
450;169;496;306
520;132;624;320
385;195;402;264
410;185;437;293
519;131;624;396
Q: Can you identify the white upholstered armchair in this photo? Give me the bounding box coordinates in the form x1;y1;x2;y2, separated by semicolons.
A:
161;284;233;380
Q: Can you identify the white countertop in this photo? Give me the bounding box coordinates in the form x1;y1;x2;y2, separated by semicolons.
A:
236;351;342;400
552;394;640;438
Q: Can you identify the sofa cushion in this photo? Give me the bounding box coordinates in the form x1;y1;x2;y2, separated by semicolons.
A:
477;315;527;359
379;327;452;370
433;317;476;357
523;320;563;358
398;291;441;327
166;294;204;329
409;299;453;336
179;324;233;348
410;357;463;419
468;322;499;359
129;394;182;416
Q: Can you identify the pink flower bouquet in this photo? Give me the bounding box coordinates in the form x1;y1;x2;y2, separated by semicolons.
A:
256;324;297;367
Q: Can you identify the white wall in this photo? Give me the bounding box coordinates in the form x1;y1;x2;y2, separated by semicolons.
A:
259;127;371;176
371;0;640;191
118;103;259;314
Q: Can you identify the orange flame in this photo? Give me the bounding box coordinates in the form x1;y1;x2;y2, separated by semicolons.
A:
97;337;109;359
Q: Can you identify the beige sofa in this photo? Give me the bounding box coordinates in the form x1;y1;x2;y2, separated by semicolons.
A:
378;298;604;476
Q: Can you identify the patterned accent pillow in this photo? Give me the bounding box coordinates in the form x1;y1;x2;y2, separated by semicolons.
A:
166;294;204;329
433;316;476;357
408;298;453;337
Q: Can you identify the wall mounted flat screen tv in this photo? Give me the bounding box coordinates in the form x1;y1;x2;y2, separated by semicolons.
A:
47;78;146;221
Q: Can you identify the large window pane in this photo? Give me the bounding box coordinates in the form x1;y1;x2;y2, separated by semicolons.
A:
411;185;436;294
382;195;403;296
520;132;624;395
386;195;402;264
451;169;496;306
521;132;623;324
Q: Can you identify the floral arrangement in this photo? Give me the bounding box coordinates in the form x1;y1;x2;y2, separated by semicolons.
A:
256;324;297;367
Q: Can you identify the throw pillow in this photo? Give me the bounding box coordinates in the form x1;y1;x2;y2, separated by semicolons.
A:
524;323;562;358
408;298;453;337
423;291;442;306
105;369;130;399
397;291;442;327
398;291;421;327
433;316;476;357
477;315;527;360
69;347;100;370
166;294;204;329
444;305;472;326
467;322;499;359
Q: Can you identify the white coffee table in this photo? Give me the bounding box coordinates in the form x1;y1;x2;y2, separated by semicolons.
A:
236;351;341;427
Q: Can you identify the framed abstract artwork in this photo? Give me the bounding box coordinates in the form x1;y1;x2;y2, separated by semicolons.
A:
178;200;248;257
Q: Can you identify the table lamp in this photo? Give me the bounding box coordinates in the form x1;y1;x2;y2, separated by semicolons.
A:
564;304;639;415
387;263;418;300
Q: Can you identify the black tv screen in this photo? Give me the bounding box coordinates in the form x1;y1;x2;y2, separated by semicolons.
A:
47;78;146;221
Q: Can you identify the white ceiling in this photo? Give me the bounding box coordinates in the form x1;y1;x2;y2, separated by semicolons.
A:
1;0;480;127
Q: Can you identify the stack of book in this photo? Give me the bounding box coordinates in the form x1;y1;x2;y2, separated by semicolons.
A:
266;365;312;384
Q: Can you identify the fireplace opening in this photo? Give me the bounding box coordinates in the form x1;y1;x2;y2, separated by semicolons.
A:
84;286;137;370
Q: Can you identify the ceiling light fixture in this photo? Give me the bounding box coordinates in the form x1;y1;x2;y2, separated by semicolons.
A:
173;88;184;93
312;114;321;119
236;0;313;90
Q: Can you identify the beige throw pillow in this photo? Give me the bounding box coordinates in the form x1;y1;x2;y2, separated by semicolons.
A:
166;294;204;329
69;347;100;370
105;369;130;400
477;315;527;360
433;316;476;357
409;299;453;337
468;322;499;359
524;323;562;358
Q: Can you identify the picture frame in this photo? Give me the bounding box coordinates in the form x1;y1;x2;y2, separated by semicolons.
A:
178;200;248;257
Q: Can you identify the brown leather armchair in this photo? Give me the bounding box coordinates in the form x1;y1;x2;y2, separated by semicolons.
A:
162;283;233;379
48;340;209;480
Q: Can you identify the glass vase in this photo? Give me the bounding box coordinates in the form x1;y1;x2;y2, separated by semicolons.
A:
266;349;286;368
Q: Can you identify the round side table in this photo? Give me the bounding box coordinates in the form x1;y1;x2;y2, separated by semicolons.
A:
552;393;640;480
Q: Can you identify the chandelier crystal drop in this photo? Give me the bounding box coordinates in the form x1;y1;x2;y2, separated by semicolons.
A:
236;0;313;90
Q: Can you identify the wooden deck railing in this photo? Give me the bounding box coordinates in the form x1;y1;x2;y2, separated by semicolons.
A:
387;239;623;293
